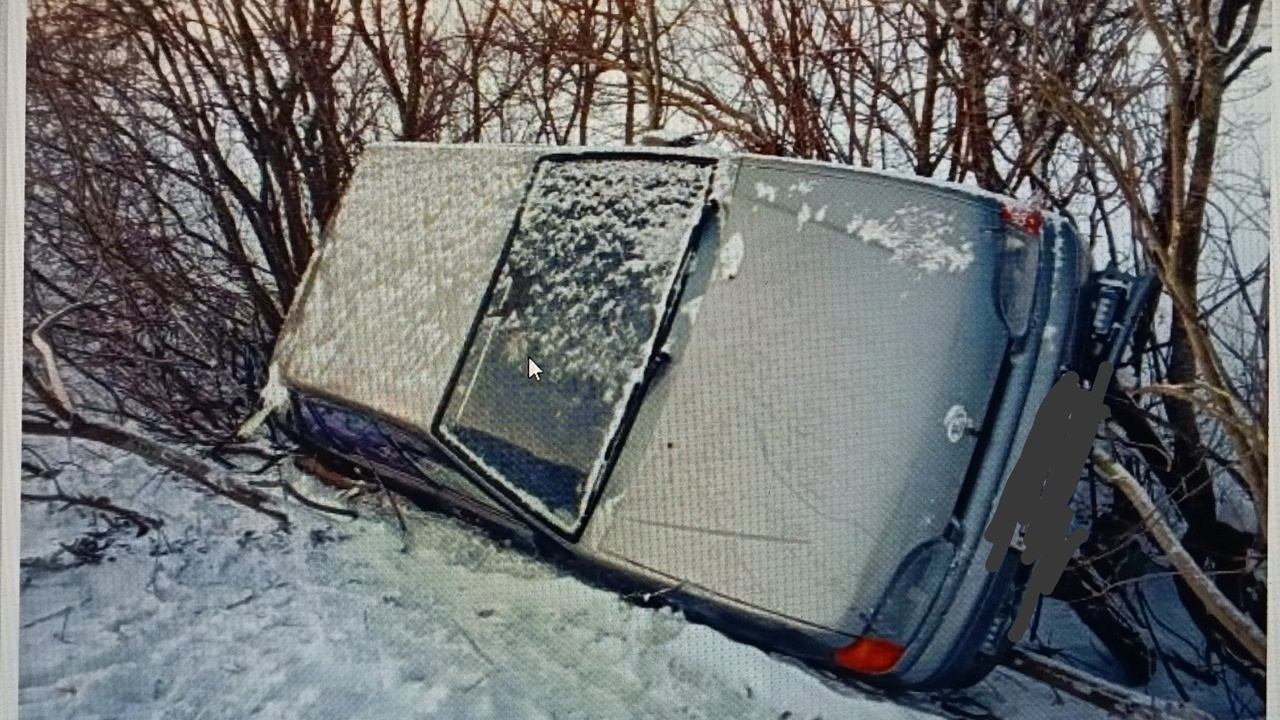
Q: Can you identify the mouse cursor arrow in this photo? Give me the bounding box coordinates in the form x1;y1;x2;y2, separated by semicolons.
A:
527;357;544;382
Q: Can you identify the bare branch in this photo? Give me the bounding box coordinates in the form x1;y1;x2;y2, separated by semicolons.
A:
1091;448;1265;666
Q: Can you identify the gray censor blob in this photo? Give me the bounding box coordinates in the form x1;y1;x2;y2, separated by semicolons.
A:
983;361;1115;642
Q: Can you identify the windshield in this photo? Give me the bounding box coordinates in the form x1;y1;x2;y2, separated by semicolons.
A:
437;154;715;534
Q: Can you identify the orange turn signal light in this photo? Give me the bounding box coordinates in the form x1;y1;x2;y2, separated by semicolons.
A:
833;636;906;675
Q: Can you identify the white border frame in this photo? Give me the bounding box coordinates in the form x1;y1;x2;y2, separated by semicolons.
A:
0;1;26;718
0;4;1273;719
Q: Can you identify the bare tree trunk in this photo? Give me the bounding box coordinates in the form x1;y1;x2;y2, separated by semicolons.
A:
621;0;636;143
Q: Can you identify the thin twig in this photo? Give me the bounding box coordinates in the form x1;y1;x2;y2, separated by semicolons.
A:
281;479;359;519
21;491;163;536
372;470;410;538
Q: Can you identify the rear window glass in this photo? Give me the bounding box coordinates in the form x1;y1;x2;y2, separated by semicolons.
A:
437;156;714;534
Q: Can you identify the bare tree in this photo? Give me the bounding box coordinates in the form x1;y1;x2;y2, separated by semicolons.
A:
26;0;263;443
1018;0;1269;690
351;0;462;141
104;0;385;322
24;0;429;523
24;0;1268;705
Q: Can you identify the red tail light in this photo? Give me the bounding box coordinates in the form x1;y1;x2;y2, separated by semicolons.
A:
1001;205;1044;236
833;636;907;675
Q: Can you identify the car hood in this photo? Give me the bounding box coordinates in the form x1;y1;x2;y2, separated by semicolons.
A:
584;159;1011;634
271;144;545;435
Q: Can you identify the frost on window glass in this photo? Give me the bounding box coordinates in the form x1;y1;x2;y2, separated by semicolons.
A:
439;156;713;532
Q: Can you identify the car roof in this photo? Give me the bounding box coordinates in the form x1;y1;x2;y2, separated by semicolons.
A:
357;141;1043;214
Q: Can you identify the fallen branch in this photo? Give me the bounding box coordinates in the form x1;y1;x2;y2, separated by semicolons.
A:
207;443;289;474
23;329;290;529
24;418;290;529
1005;648;1214;720
1090;448;1266;665
21;491;163;536
30;300;92;421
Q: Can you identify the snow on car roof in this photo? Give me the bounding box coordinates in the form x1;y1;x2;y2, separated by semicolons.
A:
362;141;1059;218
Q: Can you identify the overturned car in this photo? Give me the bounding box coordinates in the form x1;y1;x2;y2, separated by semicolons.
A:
247;143;1150;689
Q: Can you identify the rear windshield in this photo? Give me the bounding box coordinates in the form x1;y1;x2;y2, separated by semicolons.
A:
437;155;714;534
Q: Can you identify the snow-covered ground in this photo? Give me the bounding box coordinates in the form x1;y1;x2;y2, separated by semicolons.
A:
17;437;1153;720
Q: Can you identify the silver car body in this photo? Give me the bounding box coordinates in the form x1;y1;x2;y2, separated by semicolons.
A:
267;143;1092;688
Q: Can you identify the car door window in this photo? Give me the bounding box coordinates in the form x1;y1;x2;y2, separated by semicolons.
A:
436;155;714;535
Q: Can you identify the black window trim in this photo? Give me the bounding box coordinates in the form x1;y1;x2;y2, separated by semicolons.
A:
430;150;723;543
